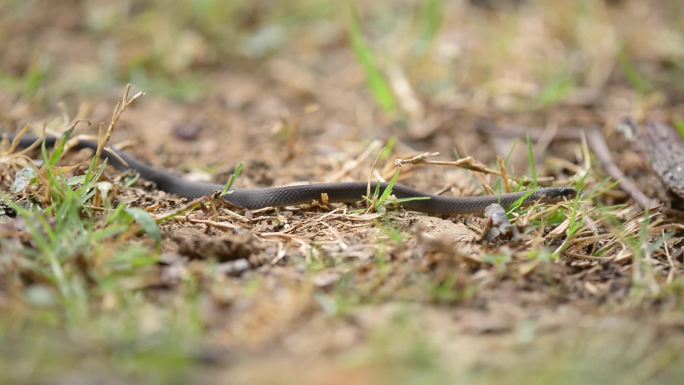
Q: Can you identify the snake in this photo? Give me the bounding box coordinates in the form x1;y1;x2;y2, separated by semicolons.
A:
3;134;576;215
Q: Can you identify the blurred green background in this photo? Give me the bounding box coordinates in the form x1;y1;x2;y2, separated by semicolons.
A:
2;0;683;112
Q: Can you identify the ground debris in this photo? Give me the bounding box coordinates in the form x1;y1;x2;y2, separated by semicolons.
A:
173;232;268;264
481;203;520;243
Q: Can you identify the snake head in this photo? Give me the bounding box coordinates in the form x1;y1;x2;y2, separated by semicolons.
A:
543;187;577;200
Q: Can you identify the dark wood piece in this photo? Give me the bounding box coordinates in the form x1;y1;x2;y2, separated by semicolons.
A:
630;121;684;201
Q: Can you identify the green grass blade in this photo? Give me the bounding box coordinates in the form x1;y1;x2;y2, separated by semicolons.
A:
674;118;684;139
24;57;49;99
417;0;443;48
376;170;400;210
221;162;244;197
125;208;162;245
395;196;431;204
618;50;654;95
347;1;397;113
380;137;397;161
506;189;536;215
537;71;574;107
45;127;73;168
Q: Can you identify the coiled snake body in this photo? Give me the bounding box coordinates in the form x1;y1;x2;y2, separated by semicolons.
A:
4;134;576;215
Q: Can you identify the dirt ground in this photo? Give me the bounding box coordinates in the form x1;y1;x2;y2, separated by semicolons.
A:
2;1;684;384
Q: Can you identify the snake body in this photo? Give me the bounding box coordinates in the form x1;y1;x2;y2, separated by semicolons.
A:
4;134;576;214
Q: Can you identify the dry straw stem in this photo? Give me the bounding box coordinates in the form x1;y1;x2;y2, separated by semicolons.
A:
256;231;311;252
395;151;514;180
325;139;383;182
366;141;391;202
7;124;38;155
662;229;676;284
497;155;512;193
93;84;145;166
219;208;251;223
185;216;244;231
586;210;663;266
0;125;45;170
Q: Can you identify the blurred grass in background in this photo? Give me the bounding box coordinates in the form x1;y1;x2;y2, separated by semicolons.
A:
1;0;683;109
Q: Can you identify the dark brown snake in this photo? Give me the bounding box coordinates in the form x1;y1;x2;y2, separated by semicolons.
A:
3;134;576;215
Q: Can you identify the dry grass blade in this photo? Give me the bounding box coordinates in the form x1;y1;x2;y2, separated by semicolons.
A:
497;155;512;193
94;84;145;163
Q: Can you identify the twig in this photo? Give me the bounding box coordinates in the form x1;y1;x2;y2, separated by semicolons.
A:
497;155;512;193
271;242;287;264
395;152;511;179
394;151;439;166
154;195;212;222
321;221;348;250
11;123;47;156
586;127;657;209
256;231;311;250
7;124;32;154
185;217;244;231
663;230;675;284
219;208;251;223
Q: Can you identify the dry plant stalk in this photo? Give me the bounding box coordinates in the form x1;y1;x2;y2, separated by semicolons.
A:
154;195;212;222
94;84;145;167
497;155;512;193
395;152;511;180
366;142;391;202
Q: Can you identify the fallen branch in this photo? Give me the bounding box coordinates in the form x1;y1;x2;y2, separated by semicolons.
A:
395;152;508;178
